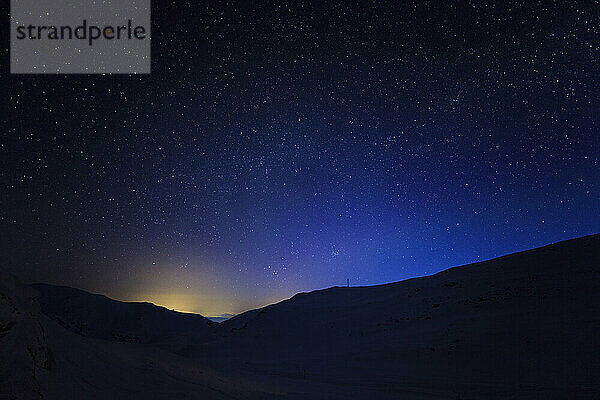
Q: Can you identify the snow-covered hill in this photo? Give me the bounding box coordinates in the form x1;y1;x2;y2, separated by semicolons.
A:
2;234;599;399
204;234;600;398
31;283;214;344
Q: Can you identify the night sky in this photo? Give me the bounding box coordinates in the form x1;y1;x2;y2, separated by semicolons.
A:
2;1;599;316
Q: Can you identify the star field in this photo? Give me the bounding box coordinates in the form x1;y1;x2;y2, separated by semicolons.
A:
2;1;599;315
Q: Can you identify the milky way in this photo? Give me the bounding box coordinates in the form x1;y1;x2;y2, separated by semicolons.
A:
3;1;599;315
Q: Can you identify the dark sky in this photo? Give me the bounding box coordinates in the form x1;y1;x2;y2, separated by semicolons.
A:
2;1;599;315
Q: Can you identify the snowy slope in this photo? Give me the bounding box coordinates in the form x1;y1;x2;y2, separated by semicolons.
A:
31;283;214;344
2;234;599;399
203;234;600;398
0;274;280;399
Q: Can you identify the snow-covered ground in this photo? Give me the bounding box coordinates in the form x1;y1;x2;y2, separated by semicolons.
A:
1;234;599;399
